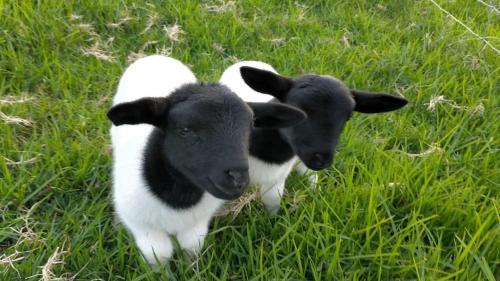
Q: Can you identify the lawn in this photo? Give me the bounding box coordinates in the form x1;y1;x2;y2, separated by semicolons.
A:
0;0;498;280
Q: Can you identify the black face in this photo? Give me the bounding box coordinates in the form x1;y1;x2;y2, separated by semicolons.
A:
239;66;408;171
280;75;355;170
163;89;253;200
107;83;307;200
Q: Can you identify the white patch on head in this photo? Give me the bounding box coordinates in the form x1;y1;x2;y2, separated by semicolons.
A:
220;61;277;103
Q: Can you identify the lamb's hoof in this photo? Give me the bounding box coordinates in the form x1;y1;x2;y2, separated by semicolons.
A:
148;261;164;273
183;249;200;264
308;173;319;188
265;205;280;216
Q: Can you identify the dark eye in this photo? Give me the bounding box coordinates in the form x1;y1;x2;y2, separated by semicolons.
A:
179;127;196;137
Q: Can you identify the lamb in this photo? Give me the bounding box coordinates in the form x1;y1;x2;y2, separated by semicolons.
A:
107;55;306;266
220;61;408;215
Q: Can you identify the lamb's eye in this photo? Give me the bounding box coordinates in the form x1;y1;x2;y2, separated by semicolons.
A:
250;116;257;127
179;127;195;137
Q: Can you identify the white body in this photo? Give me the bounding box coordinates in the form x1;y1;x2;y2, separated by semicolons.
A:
220;61;317;215
111;55;223;264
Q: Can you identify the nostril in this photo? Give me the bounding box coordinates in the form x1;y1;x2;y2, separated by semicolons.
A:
313;153;325;162
227;170;236;179
236;178;249;190
226;170;249;186
227;170;241;180
312;153;332;166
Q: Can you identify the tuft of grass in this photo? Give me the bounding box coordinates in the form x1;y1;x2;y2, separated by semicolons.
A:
1;0;498;280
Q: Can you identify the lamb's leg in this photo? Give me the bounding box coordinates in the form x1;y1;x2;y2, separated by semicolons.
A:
177;222;209;259
260;180;285;216
295;161;318;187
131;227;173;267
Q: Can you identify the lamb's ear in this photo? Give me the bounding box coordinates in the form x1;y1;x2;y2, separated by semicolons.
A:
107;97;169;127
351;90;408;113
240;66;292;101
248;102;307;129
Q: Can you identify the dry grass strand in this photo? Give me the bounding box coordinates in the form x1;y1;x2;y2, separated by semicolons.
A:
269;38;286;45
426;95;485;116
127;41;171;64
0;95;35;105
69;14;82;21
106;16;133;29
40;247;72;281
74;23;95;34
163;23;184;42
1;251;25;276
0;111;33;126
215;190;259;218
204;1;236;14
81;41;115;62
141;12;158;34
4;156;39;166
401;143;444;158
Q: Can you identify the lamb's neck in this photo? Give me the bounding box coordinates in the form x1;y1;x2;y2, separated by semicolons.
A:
249;128;295;164
143;128;204;209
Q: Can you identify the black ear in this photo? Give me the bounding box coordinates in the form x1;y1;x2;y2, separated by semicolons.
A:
351;90;408;113
240;66;293;101
107;97;169;127
248;102;307;129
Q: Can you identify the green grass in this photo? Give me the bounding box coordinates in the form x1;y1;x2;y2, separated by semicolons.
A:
1;0;499;280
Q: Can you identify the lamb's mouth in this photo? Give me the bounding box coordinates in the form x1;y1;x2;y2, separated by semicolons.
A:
207;177;241;200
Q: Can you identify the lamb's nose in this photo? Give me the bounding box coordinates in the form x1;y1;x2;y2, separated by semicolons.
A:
312;152;332;168
226;169;250;189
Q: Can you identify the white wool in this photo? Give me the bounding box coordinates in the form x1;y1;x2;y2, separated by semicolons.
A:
220;61;276;103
